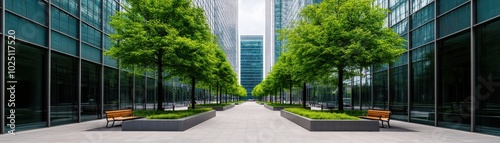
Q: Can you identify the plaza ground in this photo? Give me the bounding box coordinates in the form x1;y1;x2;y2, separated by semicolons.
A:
1;102;499;143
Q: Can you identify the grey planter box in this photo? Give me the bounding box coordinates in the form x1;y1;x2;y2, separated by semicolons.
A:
281;110;379;131
122;110;216;131
264;104;284;111
212;104;235;111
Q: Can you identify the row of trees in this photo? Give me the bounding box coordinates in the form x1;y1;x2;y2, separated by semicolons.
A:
252;0;405;111
107;0;246;110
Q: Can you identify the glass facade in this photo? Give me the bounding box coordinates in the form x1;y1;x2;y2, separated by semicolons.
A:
273;0;321;63
193;0;239;78
240;35;263;98
1;0;196;133
335;0;500;136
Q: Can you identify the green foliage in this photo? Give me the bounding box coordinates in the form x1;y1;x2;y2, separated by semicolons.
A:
284;108;360;120
133;108;212;119
108;0;242;109
274;0;406;110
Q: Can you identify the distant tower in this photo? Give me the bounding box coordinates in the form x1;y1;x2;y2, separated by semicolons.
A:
240;35;264;98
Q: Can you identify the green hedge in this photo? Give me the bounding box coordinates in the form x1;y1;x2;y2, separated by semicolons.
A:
266;103;303;107
132;108;212;119
196;103;231;107
284;108;360;120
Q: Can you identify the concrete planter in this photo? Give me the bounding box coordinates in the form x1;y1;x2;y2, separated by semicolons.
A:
122;110;216;131
281;110;379;131
211;104;235;111
264;104;284;111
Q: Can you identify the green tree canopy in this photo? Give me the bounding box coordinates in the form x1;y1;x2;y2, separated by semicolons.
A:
107;0;218;110
280;0;405;110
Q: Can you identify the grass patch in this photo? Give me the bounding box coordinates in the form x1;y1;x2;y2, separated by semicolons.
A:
133;108;212;119
196;103;231;107
284;108;360;120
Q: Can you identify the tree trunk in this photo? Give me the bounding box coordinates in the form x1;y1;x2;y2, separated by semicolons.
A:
157;60;164;111
280;87;283;104
274;91;277;104
203;89;206;104
216;83;219;104
218;85;222;104
302;82;307;108
289;81;292;105
191;77;196;109
337;67;344;111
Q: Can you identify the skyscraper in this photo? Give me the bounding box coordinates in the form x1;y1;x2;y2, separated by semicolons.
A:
266;0;321;75
194;0;239;79
240;35;264;98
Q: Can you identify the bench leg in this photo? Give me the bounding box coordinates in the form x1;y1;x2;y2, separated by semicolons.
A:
380;120;385;128
106;121;110;128
387;121;391;128
111;120;116;127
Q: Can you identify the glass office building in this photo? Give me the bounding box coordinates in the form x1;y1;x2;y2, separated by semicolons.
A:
193;0;239;79
0;0;200;134
266;0;500;136
343;0;500;136
240;35;263;98
273;0;321;63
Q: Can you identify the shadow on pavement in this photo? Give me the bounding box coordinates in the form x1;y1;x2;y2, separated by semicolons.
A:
86;125;123;131
379;126;417;132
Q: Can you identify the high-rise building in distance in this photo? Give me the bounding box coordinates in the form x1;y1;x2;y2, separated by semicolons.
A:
240;35;264;98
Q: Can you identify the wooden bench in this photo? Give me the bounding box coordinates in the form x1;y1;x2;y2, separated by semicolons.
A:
359;110;391;128
105;109;141;128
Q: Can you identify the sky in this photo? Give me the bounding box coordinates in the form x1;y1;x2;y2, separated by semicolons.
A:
238;0;265;36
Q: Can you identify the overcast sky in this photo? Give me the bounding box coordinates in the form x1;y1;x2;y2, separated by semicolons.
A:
238;0;265;36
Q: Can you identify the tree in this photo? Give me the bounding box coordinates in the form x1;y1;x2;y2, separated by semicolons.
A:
107;0;215;110
281;0;405;111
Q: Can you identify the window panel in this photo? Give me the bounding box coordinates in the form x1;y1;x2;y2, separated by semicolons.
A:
4;42;47;131
81;0;102;28
81;23;102;47
135;76;145;110
52;0;79;16
389;0;408;26
104;55;118;68
411;22;434;48
437;31;471;131
5;13;47;46
120;71;133;109
411;3;434;30
373;71;388;110
81;43;102;63
104;0;118;33
6;0;47;25
438;0;468;15
81;61;102;121
410;44;435;125
51;7;78;38
477;0;500;23
392;19;408;35
51;31;78;56
475;19;500;135
146;77;156;110
390;63;408;121
104;67;119;111
438;4;471;38
411;0;434;13
51;53;79;126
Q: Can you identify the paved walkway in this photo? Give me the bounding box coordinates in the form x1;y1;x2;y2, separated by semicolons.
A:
1;102;499;143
